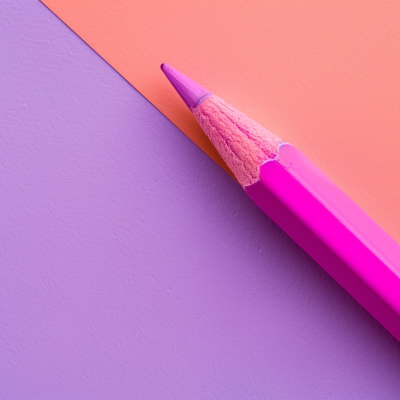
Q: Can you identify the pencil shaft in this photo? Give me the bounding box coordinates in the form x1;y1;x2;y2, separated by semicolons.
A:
246;144;400;340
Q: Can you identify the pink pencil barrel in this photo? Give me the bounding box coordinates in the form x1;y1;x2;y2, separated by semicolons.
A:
246;143;400;341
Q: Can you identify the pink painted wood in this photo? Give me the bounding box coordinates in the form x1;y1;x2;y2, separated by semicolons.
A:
246;144;400;341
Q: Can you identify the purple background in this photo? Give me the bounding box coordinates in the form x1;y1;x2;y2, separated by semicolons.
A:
1;1;400;398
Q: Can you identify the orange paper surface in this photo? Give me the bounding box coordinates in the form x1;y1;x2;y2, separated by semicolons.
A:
41;0;400;243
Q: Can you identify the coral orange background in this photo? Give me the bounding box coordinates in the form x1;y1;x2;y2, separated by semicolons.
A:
41;0;400;243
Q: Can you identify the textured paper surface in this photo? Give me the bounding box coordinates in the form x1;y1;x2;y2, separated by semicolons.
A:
40;0;400;243
3;3;400;397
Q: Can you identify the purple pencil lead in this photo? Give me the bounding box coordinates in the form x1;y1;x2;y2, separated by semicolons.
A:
161;63;211;110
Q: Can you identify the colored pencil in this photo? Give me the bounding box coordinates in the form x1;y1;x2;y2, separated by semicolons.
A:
161;63;400;341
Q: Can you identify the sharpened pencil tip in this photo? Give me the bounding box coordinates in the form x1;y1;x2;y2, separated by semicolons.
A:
161;63;211;110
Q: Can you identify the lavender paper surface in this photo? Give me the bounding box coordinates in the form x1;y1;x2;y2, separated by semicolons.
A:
1;1;400;398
